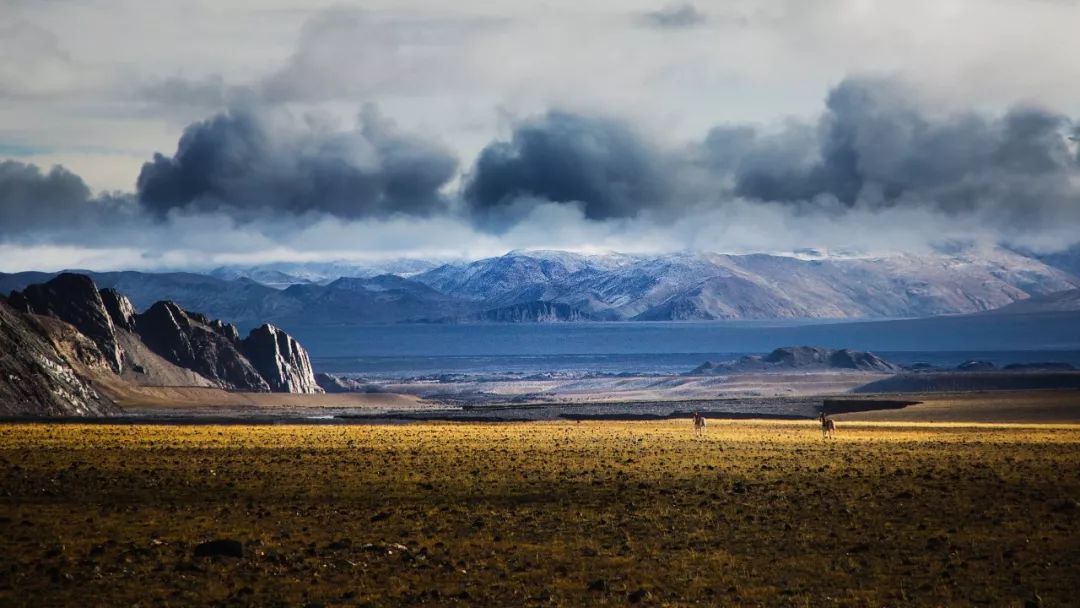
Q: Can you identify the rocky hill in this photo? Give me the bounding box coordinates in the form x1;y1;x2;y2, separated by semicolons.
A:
2;273;321;416
689;346;901;375
464;301;597;322
984;289;1080;314
0;297;118;416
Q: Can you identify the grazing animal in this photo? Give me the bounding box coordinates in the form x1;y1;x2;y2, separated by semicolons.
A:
693;412;706;436
819;412;836;439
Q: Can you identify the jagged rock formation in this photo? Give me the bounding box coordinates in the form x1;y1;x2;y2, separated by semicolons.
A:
468;301;596;322
242;325;321;394
100;288;136;331
0;299;117;416
134;301;271;392
1;274;322;415
8;273;125;373
690;346;901;375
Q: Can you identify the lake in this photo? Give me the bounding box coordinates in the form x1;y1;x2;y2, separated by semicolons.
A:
284;318;1080;378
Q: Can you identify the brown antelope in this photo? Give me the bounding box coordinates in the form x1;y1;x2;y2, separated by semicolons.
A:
819;412;836;439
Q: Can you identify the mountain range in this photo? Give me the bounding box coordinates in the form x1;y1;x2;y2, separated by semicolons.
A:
2;247;1078;328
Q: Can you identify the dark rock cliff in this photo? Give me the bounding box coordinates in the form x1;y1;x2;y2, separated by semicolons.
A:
100;288;137;331
242;325;322;394
1;273;323;416
0;299;118;416
134;301;271;392
8;273;125;373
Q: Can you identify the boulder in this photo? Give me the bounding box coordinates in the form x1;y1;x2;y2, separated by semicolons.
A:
193;539;244;558
242;325;322;394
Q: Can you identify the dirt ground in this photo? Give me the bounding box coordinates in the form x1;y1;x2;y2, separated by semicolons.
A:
1;421;1078;607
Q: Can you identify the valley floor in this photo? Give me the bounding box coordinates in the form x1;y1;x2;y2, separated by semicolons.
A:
1;421;1078;606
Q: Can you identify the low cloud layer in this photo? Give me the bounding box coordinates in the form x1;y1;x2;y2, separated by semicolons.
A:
639;4;707;29
136;105;459;221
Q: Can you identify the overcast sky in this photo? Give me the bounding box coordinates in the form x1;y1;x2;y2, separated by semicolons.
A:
3;0;1080;270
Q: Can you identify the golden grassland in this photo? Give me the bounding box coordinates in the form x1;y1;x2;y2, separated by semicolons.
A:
1;421;1078;607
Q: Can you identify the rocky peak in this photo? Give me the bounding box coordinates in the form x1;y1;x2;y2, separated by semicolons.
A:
100;288;136;331
135;301;270;392
209;318;241;342
7;273;125;374
241;324;321;394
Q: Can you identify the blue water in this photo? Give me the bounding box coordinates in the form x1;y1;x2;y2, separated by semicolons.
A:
283;319;1080;379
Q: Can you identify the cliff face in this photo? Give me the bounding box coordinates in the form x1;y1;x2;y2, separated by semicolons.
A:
133;303;321;394
1;274;323;416
242;324;321;394
100;288;137;331
470;301;596;322
0;299;117;416
134;301;271;392
8;273;125;373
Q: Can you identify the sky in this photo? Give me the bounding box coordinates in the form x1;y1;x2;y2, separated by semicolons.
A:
2;0;1080;271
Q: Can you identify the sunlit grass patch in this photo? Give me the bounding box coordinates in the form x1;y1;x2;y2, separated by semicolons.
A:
1;421;1077;606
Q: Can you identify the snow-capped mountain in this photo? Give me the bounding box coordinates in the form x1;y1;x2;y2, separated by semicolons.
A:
209;258;447;286
5;247;1076;325
410;248;1080;320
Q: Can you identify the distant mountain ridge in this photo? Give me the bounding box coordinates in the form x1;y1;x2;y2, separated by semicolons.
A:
2;247;1077;326
690;346;901;374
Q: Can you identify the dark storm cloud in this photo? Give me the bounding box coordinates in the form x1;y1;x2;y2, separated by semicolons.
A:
136;105;459;221
639;4;707;28
463;112;674;228
726;77;1080;223
461;77;1080;234
0;160;92;234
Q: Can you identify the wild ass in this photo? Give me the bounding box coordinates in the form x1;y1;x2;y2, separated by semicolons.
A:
819;412;836;439
693;412;706;436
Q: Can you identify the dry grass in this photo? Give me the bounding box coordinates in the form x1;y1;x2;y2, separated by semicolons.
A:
1;421;1078;607
837;390;1080;423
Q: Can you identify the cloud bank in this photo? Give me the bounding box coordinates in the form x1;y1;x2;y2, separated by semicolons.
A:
2;76;1080;270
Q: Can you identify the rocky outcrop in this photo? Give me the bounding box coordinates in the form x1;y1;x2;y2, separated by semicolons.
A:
315;373;369;393
100;288;136;331
1;274;324;416
134;301;271;392
0;299;117;416
690;346;901;375
8;273;125;373
242;324;321;394
469;301;596;322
